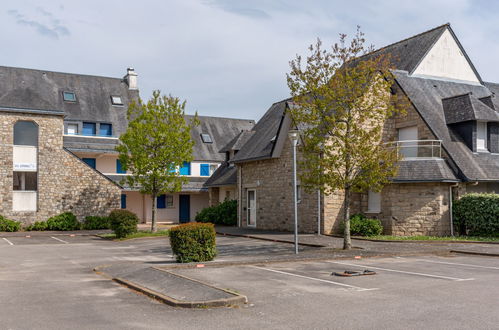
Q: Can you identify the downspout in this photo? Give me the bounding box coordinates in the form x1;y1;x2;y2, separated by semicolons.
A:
449;182;459;237
238;165;242;227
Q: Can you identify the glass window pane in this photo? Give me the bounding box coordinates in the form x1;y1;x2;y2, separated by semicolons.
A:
82;122;96;136
201;133;212;143
13;172;37;191
67;124;78;135
63;92;76;102
14;121;38;146
166;195;173;208
100;123;112;136
111;96;123;105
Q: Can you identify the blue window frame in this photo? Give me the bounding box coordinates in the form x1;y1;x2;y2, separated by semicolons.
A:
121;194;127;209
157;195;166;209
100;123;112;137
116;159;125;174
82;158;96;169
179;162;191;176
82;122;96;136
200;164;210;176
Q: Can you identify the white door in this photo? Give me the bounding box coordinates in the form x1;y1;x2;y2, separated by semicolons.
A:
398;126;418;158
247;190;256;227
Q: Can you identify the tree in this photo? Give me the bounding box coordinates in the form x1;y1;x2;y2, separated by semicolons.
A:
287;27;403;249
116;91;199;232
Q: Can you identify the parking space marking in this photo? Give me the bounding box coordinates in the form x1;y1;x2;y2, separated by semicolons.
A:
50;236;69;244
328;261;474;281
250;266;378;291
2;238;14;246
413;259;499;270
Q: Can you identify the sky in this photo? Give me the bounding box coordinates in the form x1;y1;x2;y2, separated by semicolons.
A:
1;0;498;120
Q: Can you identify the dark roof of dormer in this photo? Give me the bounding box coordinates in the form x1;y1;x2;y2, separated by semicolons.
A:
442;92;499;124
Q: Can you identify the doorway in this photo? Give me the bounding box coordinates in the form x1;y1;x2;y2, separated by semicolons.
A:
179;195;190;223
247;189;256;227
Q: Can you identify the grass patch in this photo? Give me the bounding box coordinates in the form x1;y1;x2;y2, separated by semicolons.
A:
98;230;170;241
364;235;499;242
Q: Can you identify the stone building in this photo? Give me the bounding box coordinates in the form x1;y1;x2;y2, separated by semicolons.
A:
223;23;499;236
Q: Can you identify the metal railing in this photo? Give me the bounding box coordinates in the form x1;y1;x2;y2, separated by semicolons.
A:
385;140;442;159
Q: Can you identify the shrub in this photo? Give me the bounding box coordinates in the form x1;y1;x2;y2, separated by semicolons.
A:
340;214;383;237
25;221;48;231
83;216;111;230
46;212;81;231
195;199;237;226
169;222;217;263
0;216;21;232
454;193;499;236
109;210;138;238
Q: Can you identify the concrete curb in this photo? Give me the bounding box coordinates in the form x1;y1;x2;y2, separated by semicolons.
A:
326;234;499;245
450;250;499;257
216;231;329;248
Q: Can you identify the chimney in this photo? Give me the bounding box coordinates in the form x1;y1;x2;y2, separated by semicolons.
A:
124;67;138;90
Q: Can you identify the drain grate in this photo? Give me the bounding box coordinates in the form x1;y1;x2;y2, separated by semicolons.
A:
332;269;376;277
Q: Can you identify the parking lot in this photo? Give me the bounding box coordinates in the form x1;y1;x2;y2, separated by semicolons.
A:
0;233;498;329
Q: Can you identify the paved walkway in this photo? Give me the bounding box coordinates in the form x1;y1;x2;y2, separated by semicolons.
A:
215;226;499;256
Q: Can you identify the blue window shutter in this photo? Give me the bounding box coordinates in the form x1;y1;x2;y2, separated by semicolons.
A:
100;123;112;136
82;122;96;136
82;158;96;169
179;162;191;176
116;159;125;174
200;164;210;176
121;194;127;209
157;195;166;209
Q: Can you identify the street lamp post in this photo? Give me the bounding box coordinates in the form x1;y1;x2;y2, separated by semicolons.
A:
288;130;299;254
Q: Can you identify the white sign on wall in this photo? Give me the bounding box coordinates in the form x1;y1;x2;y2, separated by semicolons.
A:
14;163;37;171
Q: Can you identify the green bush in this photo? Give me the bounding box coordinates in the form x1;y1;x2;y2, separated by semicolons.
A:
340;214;383;237
195;199;237;226
109;210;138;238
454;193;499;236
25;221;48;231
0;215;21;232
169;222;217;263
83;216;111;230
46;212;81;231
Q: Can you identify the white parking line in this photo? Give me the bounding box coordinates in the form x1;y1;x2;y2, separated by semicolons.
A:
51;236;69;244
250;266;378;291
414;259;499;270
2;238;14;245
328;261;474;281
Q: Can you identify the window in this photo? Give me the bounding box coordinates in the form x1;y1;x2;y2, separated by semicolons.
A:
13;172;37;191
200;133;212;143
200;164;210;176
296;185;301;203
368;190;381;213
82;122;96;136
14;121;38;146
398;126;418;158
121;194;127;209
210;164;218;175
67;123;78;135
180;162;191;175
63;91;76;102
157;195;174;209
116;159;125;174
477;121;488;151
111;95;123;105
82;158;96;169
99;123;113;137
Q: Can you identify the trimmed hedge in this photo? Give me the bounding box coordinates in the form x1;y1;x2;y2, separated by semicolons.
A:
46;212;80;231
25;221;48;231
169;222;217;263
195;199;237;226
0;215;21;232
109;210;138;238
454;193;499;236
83;216;111;230
340;214;383;237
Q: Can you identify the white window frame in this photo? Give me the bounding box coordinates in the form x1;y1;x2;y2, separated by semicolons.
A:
67;123;78;135
476;121;488;152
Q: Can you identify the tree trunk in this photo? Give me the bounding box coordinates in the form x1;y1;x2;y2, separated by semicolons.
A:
151;193;157;233
343;186;351;250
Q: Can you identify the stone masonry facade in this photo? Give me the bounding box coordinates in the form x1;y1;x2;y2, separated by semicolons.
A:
0;112;121;224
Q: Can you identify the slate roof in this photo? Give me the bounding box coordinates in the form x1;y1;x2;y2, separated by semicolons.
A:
219;130;255;153
394;71;499;181
204;162;237;187
392;159;458;182
107;175;208;192
442;93;499;124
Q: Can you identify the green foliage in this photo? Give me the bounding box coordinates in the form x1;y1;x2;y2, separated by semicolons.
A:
195;200;237;226
83;216;111;230
109;210;139;238
46;212;80;231
169;223;217;263
0;215;21;232
454;193;499;236
340;214;383;237
25;221;48;231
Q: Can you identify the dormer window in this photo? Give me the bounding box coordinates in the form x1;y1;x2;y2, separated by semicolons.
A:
201;133;212;143
111;95;123;105
63;91;76;102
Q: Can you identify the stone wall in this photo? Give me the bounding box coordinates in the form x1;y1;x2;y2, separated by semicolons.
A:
0;112;121;224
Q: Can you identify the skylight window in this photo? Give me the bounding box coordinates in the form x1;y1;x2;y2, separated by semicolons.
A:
63;91;76;102
111;95;123;105
201;133;213;143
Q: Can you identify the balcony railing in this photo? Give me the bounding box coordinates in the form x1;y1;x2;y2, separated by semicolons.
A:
385;140;442;159
64;132;118;139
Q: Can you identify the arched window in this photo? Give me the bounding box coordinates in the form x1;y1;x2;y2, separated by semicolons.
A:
13;121;38;146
